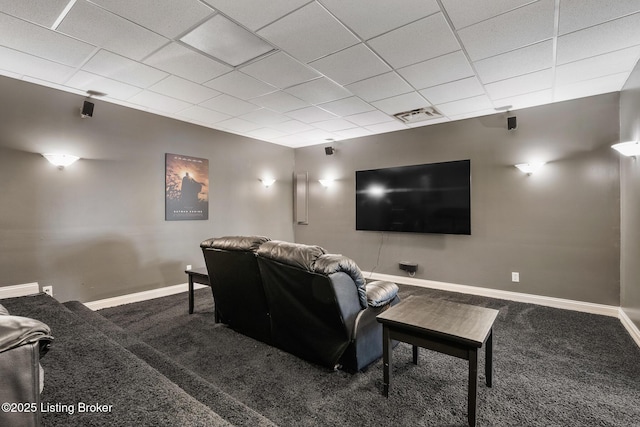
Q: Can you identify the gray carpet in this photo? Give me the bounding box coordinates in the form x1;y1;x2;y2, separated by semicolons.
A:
1;293;230;427
99;285;640;426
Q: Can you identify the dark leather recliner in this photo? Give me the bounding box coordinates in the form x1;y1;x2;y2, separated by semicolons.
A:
0;303;53;427
256;240;399;372
200;236;272;344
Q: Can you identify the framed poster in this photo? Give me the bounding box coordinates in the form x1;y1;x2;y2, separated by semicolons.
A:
165;153;209;221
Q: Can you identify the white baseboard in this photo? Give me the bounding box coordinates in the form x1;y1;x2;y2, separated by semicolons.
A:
362;272;620;317
619;309;640;348
0;282;40;299
84;283;207;311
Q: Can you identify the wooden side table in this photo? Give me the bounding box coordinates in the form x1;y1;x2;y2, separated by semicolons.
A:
377;296;499;427
185;267;215;319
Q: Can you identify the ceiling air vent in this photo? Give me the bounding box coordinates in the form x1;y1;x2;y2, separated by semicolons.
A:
393;107;442;124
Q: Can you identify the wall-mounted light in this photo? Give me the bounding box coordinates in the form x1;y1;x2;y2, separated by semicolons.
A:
612;141;640;158
260;178;276;187
515;162;545;175
318;179;334;188
42;153;80;169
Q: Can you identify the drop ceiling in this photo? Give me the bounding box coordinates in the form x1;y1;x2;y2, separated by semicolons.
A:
1;0;640;148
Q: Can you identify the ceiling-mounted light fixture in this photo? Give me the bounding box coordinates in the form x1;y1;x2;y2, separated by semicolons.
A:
42;153;80;169
260;178;276;187
515;162;545;175
612;141;640;158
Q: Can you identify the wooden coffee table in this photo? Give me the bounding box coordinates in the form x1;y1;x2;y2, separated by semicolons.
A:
377;296;499;427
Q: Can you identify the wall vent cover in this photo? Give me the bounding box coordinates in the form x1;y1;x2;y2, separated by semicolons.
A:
393;107;442;123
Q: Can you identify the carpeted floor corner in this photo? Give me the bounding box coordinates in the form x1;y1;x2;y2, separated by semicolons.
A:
100;285;640;426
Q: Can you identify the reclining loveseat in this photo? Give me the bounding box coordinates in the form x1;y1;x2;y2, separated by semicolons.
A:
201;236;399;372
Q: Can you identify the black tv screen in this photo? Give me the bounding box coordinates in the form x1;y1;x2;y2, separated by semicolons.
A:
356;160;471;235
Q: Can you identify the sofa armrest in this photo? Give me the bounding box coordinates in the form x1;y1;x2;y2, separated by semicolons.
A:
0;315;53;355
365;281;399;307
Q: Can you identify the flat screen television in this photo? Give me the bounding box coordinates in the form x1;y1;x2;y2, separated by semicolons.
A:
355;160;471;235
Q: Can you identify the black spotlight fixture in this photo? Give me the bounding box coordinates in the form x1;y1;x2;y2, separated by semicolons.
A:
507;116;517;130
325;146;335;155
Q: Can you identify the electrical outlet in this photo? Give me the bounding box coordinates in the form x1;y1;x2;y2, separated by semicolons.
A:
43;286;53;296
511;272;520;283
186;264;192;271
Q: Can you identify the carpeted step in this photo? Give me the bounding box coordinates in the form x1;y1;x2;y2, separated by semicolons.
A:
64;300;277;427
2;293;231;427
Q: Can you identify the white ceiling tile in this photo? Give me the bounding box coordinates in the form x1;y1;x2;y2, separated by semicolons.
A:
368;13;460;68
320;0;440;40
345;110;394;126
250;91;309;113
345;72;413;102
239;109;289;125
89;0;214;39
216;117;263;133
436;95;494;116
144;43;232;84
491;89;553;110
556;46;640;87
200;94;260;116
0;0;70;27
269;134;310;147
0;13;95;67
554;72;631;102
372;92;430;115
474;40;553;84
202;0;309;31
257;2;359;63
268;119;314;133
0;46;74;83
240;52;320;89
334;127;374;140
246;128;287;140
176;105;232;124
458;0;555;61
397;51;474;90
446;109;495;121
559;0;640;35
65;70;142;99
128;90;192;113
318;97;375;116
557;13;640;65
484;69;553;100
149;75;220;104
365;121;409;134
419;77;485;104
57;0;168;60
293;128;339;143
180;14;274;66
204;71;277;99
285;77;351;104
441;0;535;29
83;50;168;88
313;119;358;132
309;44;390;85
286;106;338;123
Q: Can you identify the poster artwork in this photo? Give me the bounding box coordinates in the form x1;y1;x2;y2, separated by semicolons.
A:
165;153;209;221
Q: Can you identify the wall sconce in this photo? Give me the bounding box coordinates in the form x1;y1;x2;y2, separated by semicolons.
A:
515;162;545;175
42;153;80;169
318;179;334;188
612;141;640;158
260;178;276;187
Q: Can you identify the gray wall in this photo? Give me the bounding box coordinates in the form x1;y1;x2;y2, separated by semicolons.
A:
620;63;640;329
0;77;294;302
294;93;621;305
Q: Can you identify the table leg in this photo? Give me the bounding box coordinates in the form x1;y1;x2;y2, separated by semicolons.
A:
188;275;194;314
412;345;419;365
486;329;493;387
468;348;478;427
382;326;391;397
